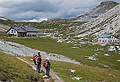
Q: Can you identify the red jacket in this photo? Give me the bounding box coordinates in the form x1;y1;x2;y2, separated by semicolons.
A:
33;55;37;61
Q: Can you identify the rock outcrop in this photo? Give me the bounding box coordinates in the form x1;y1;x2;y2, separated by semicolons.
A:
76;3;120;37
74;1;119;22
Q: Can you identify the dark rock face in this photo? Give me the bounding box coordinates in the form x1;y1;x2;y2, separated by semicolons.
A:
95;1;119;13
75;1;119;22
99;1;119;7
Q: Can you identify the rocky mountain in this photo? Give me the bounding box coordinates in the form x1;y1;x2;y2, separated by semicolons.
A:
0;16;14;32
73;1;119;22
75;3;120;38
55;2;120;46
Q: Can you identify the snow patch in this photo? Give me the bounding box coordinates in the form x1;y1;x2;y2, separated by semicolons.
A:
0;17;8;20
22;18;48;22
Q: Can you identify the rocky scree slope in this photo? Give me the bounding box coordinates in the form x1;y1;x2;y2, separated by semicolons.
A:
74;1;119;22
55;2;120;46
75;3;120;38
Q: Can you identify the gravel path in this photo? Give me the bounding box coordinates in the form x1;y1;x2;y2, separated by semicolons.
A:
0;40;80;64
17;57;64;82
0;40;80;82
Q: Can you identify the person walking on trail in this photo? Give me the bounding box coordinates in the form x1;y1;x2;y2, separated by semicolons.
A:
36;52;42;73
43;57;51;77
32;54;37;65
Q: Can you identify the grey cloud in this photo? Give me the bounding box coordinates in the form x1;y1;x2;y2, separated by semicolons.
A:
0;0;60;20
0;0;119;21
14;1;59;13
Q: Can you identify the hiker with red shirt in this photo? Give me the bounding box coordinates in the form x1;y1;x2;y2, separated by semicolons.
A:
43;57;51;77
36;52;42;73
32;54;37;65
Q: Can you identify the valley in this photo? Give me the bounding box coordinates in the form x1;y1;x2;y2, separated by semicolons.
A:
0;1;120;82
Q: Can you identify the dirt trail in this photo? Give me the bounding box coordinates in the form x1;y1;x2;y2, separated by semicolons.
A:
17;57;64;82
0;40;80;82
0;40;80;64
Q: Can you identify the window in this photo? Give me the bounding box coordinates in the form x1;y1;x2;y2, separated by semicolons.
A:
11;29;14;33
103;40;104;43
99;40;101;42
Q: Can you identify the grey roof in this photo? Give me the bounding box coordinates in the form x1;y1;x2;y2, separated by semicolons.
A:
23;26;39;32
12;26;26;33
98;33;112;38
11;26;39;33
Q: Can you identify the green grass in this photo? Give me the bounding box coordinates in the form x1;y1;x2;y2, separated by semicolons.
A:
0;52;44;82
51;61;120;82
5;37;100;60
19;56;120;82
5;37;120;70
0;19;14;25
0;32;7;39
80;51;120;70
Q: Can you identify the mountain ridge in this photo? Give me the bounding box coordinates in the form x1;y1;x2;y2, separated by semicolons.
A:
73;1;119;22
75;3;120;39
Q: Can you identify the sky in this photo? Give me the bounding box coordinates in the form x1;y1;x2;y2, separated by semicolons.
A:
0;0;119;21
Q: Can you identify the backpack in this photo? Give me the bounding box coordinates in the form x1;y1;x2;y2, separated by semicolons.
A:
36;56;41;63
44;61;48;68
32;55;37;61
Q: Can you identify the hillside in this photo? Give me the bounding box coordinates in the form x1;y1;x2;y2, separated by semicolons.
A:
73;1;119;22
0;52;43;82
5;38;120;70
75;3;120;38
0;1;120;42
5;37;120;82
0;16;14;32
21;56;120;82
0;1;120;82
55;2;120;45
0;16;71;31
0;16;14;25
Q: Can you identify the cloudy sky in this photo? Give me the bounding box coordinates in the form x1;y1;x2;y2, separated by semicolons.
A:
0;0;119;21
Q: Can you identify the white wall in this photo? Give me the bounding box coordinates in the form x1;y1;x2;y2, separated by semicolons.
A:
7;28;18;36
27;32;38;36
98;37;118;45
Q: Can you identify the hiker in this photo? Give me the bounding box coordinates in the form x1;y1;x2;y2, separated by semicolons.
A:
43;57;51;77
32;54;37;65
36;52;42;73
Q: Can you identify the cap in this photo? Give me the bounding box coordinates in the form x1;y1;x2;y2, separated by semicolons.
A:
38;52;41;55
46;57;49;61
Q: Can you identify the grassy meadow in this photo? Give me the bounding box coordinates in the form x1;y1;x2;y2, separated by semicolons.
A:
5;37;101;60
19;56;120;82
51;61;120;82
0;52;44;82
5;37;120;70
3;37;120;82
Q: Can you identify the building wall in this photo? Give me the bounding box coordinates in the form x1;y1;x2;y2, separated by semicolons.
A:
98;37;118;45
7;28;18;36
27;32;38;37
